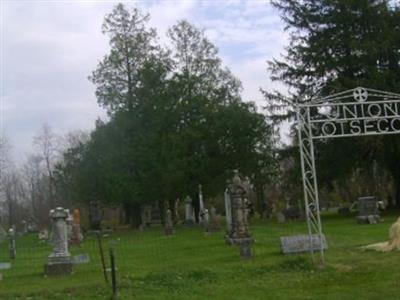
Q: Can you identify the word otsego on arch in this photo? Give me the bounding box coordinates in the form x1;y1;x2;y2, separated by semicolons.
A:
307;87;400;139
295;87;400;264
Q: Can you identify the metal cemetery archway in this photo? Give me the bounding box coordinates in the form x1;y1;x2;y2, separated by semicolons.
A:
296;87;400;263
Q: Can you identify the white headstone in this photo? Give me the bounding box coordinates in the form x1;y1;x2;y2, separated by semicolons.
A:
224;189;232;232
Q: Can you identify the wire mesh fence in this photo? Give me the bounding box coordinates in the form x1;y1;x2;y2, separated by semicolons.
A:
0;213;311;299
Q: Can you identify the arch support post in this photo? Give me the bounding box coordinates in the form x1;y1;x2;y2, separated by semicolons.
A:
297;105;325;264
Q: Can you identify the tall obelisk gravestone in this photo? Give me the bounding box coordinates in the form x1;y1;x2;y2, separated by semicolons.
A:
45;207;73;276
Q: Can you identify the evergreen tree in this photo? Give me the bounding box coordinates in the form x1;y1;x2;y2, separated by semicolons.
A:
266;0;400;205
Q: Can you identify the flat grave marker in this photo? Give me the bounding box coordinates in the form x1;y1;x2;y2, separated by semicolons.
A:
72;254;90;265
280;234;328;254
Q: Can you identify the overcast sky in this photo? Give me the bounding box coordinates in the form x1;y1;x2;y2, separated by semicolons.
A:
1;0;288;160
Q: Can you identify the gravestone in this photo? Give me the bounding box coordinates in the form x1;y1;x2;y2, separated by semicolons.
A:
357;196;380;224
202;209;210;232
164;209;174;235
140;205;152;229
198;184;205;224
38;229;49;240
150;202;162;225
8;228;16;259
184;196;195;226
72;254;90;264
70;209;82;246
89;201;102;230
226;170;254;258
210;206;220;231
45;207;72;276
276;212;286;224
0;224;7;243
0;262;11;280
280;234;328;254
224;189;232;233
66;211;73;241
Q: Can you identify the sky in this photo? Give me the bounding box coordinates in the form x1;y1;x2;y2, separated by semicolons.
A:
1;0;289;161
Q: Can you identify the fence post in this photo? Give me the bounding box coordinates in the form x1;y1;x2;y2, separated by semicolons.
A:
96;231;108;283
109;244;117;299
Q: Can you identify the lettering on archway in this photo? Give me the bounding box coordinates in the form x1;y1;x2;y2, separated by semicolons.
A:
296;87;400;263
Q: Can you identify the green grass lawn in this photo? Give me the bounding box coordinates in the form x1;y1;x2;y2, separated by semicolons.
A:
1;212;400;300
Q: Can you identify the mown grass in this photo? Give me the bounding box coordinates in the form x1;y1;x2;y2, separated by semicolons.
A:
1;211;400;299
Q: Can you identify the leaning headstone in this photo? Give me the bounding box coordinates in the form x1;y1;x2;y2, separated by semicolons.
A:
8;228;16;259
210;206;220;231
164;209;174;235
357;196;380;224
226;170;254;258
184;196;195;226
280;234;328;254
45;207;72;276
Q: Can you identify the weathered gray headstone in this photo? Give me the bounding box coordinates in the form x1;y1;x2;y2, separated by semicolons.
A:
202;209;210;232
164;209;174;235
276;212;286;224
210;206;220;231
184;196;195;226
224;189;232;233
280;234;328;254
140;205;152;229
225;170;254;258
357;196;380;224
45;207;72;276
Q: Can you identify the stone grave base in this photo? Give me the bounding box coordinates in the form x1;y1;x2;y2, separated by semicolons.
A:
357;215;380;224
45;256;72;276
45;262;73;276
225;236;254;258
234;237;254;258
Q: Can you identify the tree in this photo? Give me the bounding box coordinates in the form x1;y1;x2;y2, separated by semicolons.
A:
33;123;59;209
265;0;400;205
60;5;276;227
89;3;169;114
